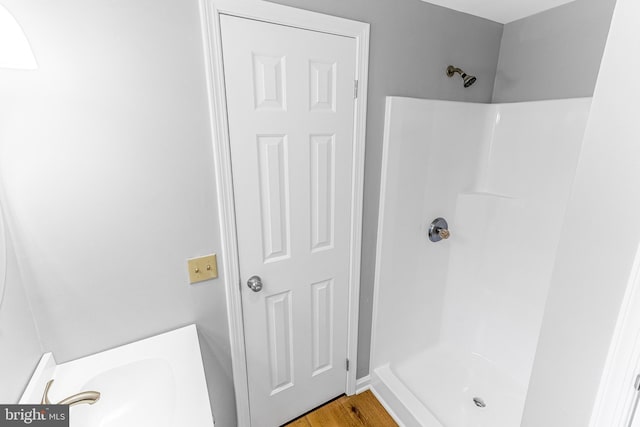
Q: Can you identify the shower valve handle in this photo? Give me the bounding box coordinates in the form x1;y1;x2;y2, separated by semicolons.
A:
428;217;450;242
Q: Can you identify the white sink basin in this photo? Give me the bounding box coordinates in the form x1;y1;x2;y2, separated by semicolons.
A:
71;359;175;427
20;325;214;427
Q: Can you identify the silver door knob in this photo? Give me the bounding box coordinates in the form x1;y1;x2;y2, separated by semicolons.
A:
247;275;263;292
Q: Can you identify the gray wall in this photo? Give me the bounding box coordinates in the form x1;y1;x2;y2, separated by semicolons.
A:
0;1;235;425
493;0;617;103
266;0;503;378
0;210;42;403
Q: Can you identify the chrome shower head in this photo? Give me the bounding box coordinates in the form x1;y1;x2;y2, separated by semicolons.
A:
446;65;477;88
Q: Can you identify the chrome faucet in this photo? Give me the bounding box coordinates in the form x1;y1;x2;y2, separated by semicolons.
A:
41;379;101;407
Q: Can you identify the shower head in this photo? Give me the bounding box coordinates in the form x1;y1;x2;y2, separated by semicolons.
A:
446;65;477;88
462;74;477;88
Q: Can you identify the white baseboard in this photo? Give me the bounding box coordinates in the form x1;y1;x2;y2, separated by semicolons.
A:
355;374;371;394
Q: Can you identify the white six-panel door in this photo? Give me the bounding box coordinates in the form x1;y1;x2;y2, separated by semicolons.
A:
219;14;357;426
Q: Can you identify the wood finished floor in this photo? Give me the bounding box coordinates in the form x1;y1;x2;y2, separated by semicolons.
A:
283;390;398;427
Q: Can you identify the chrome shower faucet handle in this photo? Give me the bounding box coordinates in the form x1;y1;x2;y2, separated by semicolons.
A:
428;217;450;242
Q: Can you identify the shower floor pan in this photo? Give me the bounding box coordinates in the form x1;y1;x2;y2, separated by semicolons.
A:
372;345;526;427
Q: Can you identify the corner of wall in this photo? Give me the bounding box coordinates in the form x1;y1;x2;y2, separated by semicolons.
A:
491;26;507;104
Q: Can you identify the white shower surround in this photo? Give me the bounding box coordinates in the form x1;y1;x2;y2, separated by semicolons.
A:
370;97;592;427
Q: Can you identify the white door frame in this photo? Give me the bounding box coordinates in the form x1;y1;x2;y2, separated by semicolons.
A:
198;1;369;425
590;241;640;427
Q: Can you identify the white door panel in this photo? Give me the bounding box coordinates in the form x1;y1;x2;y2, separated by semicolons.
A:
220;15;357;426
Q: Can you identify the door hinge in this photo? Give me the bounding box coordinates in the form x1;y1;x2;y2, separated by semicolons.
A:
346;358;350;371
354;80;358;99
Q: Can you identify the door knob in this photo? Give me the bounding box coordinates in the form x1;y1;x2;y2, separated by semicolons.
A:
247;275;263;292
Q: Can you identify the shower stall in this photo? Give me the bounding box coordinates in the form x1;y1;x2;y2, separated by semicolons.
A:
370;97;592;427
